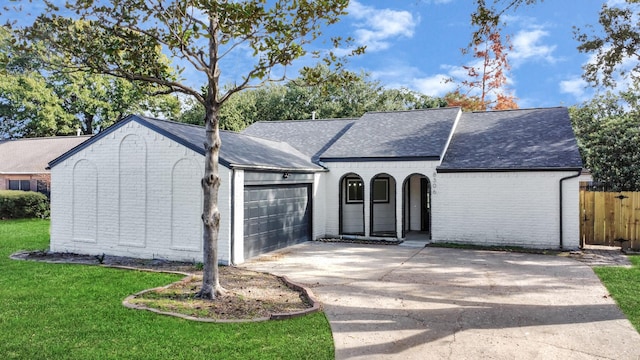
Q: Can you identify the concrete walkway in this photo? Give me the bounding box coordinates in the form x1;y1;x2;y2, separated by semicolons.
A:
243;242;640;360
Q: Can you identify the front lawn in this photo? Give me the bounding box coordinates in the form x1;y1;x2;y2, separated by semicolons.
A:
0;219;333;360
595;256;640;332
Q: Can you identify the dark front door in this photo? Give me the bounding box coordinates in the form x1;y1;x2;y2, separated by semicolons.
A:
420;178;430;232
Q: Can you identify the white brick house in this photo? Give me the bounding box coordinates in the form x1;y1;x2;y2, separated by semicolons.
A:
49;107;583;264
245;107;583;250
49;116;323;264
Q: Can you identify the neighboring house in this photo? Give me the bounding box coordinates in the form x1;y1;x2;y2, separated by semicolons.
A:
0;136;92;196
49;107;583;264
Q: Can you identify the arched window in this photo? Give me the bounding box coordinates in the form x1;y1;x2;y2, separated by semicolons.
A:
339;173;365;235
370;173;396;237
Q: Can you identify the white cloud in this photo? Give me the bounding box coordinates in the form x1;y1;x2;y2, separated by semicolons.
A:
347;1;418;52
559;76;590;102
411;74;457;97
442;63;470;81
367;64;455;97
510;27;558;65
606;0;628;6
371;59;516;100
559;47;639;104
368;62;456;97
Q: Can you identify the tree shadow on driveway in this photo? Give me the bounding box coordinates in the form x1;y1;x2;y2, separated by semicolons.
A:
244;242;640;359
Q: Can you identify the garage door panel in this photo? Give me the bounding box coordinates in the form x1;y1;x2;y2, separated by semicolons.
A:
244;184;311;259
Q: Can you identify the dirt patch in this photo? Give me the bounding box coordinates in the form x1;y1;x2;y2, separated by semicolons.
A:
12;250;318;321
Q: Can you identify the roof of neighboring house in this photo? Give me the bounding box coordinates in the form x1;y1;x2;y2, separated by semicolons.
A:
438;107;583;171
242;118;356;162
49;115;323;172
0;135;92;174
318;107;461;161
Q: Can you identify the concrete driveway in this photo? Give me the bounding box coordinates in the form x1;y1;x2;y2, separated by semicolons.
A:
243;242;640;360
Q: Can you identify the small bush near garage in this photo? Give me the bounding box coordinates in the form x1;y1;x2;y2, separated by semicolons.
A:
0;190;50;219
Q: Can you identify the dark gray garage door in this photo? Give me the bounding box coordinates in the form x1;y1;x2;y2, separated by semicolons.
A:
244;184;311;259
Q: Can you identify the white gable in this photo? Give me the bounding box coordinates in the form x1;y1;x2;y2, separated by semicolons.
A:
50;121;233;263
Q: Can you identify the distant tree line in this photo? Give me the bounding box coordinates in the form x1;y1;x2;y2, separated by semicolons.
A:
0;27;180;139
178;65;448;131
2;0;639;191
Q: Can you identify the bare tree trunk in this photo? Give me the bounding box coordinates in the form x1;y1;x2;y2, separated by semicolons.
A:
196;103;226;300
196;11;227;301
84;114;94;135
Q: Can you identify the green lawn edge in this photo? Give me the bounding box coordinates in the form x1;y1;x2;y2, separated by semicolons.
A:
594;256;640;332
0;219;334;360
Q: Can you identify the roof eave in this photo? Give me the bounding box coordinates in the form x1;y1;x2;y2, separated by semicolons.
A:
48;115;137;169
229;164;325;172
436;166;584;173
229;164;327;173
320;156;441;163
131;116;207;157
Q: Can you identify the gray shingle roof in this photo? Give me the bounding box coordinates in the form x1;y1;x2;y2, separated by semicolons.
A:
438;107;583;171
49;115;323;172
318;107;460;161
49;108;583;173
242;118;356;162
0;136;92;174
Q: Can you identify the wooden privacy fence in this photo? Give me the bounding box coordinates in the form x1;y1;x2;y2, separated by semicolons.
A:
580;191;640;249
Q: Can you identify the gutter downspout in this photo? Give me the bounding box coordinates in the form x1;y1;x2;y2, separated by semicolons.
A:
559;170;581;249
230;168;236;266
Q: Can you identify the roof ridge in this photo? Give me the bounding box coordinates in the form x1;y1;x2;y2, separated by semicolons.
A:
363;107;459;115
250;117;358;124
469;106;566;114
138;116;312;163
136;114;206;130
0;135;92;142
240;132;308;154
137;114;288;138
139;114;262;136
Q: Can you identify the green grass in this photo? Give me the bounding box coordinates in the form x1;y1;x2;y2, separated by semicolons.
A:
594;256;640;332
0;219;333;360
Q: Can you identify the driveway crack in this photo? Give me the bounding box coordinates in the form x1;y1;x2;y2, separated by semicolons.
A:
448;308;464;359
378;247;427;281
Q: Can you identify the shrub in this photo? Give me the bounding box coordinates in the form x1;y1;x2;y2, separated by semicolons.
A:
0;190;50;219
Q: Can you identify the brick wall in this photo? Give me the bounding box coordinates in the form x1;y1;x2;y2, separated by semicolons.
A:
434;171;580;249
50;121;232;263
0;174;50;195
321;161;580;249
312;172;327;240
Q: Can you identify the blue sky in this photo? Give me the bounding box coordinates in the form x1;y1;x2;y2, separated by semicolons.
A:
322;0;607;109
3;1;614;109
198;0;612;109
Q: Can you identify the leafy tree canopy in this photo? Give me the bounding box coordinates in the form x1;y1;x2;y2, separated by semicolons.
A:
0;26;180;138
443;90;486;112
575;0;640;89
179;66;447;129
570;89;640;191
470;0;541;44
